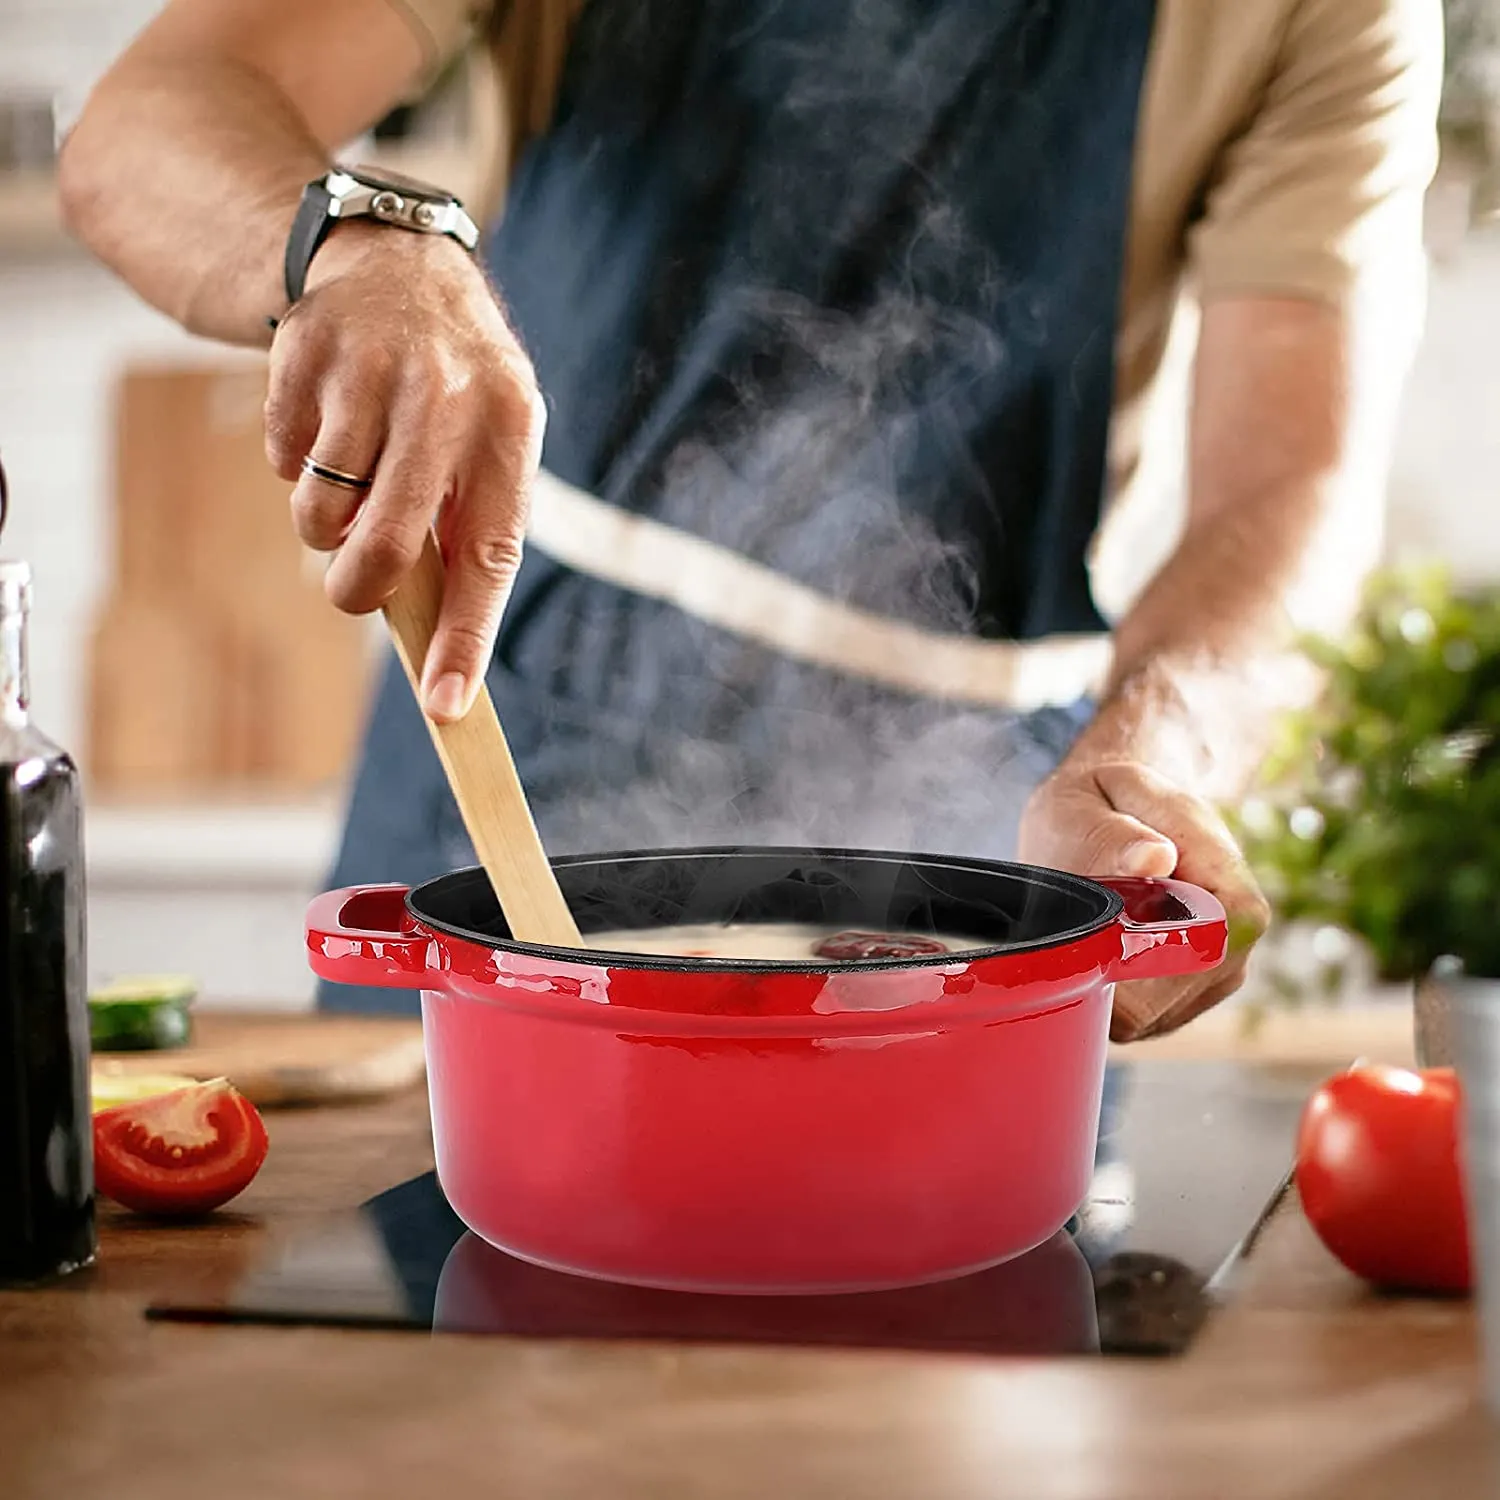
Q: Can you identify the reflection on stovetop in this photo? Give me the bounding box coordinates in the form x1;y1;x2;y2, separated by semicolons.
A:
148;1061;1318;1358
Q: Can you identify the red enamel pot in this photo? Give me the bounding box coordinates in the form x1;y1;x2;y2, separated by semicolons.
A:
307;847;1226;1294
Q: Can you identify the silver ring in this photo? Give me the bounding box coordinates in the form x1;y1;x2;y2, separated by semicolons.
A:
301;455;374;492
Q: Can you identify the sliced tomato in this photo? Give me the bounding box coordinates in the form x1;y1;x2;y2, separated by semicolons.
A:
1295;1065;1472;1294
93;1078;269;1217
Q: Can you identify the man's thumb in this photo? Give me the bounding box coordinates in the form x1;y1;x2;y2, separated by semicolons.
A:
1085;815;1178;879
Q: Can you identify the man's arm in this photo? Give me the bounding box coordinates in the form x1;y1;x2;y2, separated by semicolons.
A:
1020;0;1441;1041
1020;296;1402;1039
60;0;541;725
1070;294;1390;801
59;0;429;343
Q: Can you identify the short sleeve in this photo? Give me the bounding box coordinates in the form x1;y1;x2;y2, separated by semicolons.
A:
381;0;494;79
1189;0;1443;308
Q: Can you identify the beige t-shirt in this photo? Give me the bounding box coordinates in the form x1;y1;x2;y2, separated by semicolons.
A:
387;0;1442;505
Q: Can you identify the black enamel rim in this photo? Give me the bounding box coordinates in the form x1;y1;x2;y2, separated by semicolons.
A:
404;845;1126;974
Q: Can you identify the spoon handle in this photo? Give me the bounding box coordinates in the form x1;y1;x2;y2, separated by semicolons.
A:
382;534;584;948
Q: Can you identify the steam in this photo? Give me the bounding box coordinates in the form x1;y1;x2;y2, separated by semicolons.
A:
541;681;1081;865
526;283;1084;867
509;6;1091;867
658;285;1005;628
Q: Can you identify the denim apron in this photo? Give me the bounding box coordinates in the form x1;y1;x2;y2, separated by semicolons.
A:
320;0;1156;1160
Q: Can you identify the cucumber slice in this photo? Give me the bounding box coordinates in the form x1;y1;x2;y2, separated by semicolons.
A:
91;1066;200;1112
89;975;197;1052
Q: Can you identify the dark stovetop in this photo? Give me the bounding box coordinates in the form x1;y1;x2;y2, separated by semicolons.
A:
148;1060;1320;1357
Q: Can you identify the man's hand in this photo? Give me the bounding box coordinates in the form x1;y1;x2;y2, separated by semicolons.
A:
1018;759;1269;1042
265;227;545;723
1016;294;1405;1043
59;0;542;720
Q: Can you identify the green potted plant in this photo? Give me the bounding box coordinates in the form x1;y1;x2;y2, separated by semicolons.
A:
1237;567;1500;1411
1234;565;1500;1060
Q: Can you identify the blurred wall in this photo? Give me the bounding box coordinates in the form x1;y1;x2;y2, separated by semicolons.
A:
0;0;186;751
1388;231;1500;579
0;258;221;753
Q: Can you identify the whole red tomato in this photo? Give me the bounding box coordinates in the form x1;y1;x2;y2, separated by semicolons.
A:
1295;1065;1471;1294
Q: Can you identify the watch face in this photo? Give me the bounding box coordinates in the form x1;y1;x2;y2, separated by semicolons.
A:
339;164;452;201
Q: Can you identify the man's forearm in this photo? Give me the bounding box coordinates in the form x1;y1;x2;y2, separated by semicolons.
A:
1066;483;1333;802
1061;295;1404;804
59;58;325;345
58;0;426;345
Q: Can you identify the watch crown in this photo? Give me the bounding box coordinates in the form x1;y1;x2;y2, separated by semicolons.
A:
412;202;437;229
371;190;404;218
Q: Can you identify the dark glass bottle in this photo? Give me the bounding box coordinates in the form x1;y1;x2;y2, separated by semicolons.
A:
0;491;94;1282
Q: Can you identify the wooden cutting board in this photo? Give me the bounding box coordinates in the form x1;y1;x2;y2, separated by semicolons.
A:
1117;1002;1415;1068
91;363;373;794
92;1012;427;1109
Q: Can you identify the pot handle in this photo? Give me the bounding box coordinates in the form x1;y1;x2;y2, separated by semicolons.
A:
1098;877;1228;982
306;885;433;990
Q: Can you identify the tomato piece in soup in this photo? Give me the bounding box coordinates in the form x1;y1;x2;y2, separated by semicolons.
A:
813;931;951;961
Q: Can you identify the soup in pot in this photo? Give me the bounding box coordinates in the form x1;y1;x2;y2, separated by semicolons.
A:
586;921;989;962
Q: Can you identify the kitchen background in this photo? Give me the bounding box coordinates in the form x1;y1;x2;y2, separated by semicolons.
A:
0;0;1497;1008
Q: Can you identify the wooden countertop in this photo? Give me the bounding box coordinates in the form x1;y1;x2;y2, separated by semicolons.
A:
3;1020;1497;1499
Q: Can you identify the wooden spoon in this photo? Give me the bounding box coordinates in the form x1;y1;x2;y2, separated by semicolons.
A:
381;534;584;949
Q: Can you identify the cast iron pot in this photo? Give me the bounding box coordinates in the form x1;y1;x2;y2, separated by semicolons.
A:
307;847;1226;1293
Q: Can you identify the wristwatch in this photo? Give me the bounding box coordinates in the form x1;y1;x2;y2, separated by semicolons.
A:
282;165;482;306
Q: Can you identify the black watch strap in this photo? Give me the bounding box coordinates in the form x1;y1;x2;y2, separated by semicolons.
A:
283;178;337;306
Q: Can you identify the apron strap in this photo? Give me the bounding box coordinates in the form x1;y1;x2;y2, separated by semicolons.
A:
526;468;1113;711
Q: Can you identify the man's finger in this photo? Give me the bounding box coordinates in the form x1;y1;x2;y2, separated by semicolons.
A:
288;389;384;552
1092;762;1251;883
420;439;533;722
1111;973;1182;1041
1019;778;1177;877
1149;959;1251;1038
1092;759;1271;941
418;361;544;722
1038;762;1272;1044
264;316;328;481
1076;808;1177;880
1113;957;1250;1043
323;430;447;616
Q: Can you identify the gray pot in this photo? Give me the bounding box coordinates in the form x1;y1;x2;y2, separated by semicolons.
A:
1452;975;1500;1417
1416;963;1459;1067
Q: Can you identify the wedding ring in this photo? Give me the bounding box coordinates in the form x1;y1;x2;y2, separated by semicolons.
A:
301;455;374;492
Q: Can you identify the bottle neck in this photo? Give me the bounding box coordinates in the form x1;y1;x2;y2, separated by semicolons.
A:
0;595;29;727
